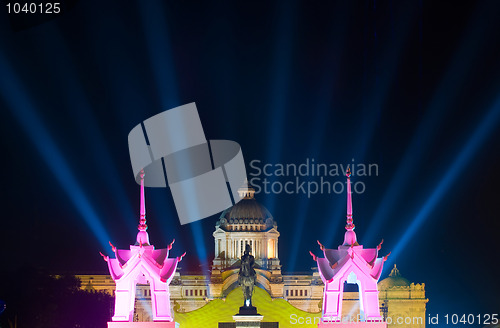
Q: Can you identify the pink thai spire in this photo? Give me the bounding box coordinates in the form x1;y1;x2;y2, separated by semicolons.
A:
343;167;358;246
136;169;150;245
139;169;147;230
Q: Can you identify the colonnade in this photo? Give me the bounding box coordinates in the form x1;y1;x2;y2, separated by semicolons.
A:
215;237;278;259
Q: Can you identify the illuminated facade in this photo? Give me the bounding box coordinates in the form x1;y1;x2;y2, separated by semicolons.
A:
210;184;283;299
378;265;427;328
78;181;427;327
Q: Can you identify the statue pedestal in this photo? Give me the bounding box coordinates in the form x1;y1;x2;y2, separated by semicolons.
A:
232;314;263;328
237;305;259;315
232;306;263;327
107;322;178;328
218;307;278;328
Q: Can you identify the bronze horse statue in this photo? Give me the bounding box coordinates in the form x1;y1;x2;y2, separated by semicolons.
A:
238;244;256;307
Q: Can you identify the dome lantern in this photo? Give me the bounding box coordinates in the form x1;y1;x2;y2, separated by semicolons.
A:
237;182;256;199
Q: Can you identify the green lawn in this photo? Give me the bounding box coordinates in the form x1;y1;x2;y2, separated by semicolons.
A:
174;287;322;328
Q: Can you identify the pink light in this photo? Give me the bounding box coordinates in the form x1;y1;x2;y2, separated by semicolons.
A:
311;171;390;323
101;170;185;322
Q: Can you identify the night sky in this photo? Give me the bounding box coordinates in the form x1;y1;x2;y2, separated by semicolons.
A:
1;0;500;324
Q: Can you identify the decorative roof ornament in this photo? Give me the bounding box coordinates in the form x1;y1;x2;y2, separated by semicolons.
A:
345;167;354;231
138;169;147;229
389;264;401;277
343;167;358;246
237;179;255;199
136;169;149;246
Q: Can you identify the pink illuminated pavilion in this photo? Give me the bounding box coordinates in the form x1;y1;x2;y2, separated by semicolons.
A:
310;168;390;322
100;170;185;322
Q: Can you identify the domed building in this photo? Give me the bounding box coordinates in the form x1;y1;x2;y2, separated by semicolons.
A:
378;265;411;290
210;185;284;299
378;265;428;328
212;185;280;272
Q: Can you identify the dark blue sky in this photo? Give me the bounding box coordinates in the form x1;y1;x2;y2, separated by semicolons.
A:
1;0;500;324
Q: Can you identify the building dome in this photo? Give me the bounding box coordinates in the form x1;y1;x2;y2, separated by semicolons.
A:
378;264;411;290
222;198;273;221
216;185;276;232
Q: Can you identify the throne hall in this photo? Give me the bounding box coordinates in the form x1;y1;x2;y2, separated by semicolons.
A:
77;185;427;327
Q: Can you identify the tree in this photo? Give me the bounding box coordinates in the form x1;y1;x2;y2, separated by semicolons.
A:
0;268;113;328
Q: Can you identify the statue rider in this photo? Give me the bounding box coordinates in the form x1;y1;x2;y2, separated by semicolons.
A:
238;244;256;308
